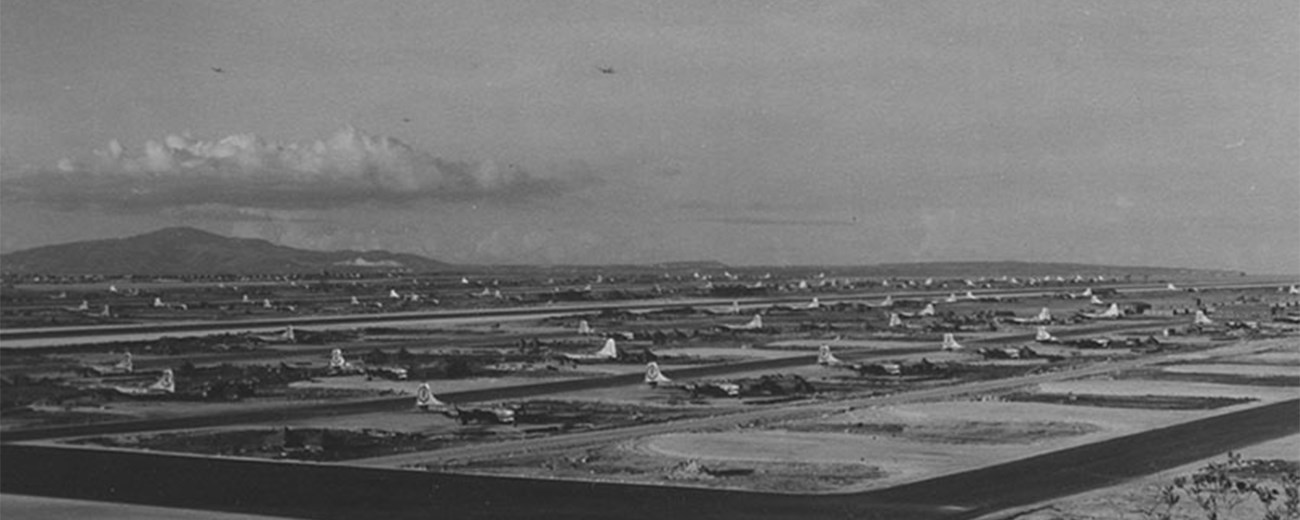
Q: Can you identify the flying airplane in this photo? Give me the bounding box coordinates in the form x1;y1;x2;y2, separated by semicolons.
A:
941;333;964;351
558;338;620;363
1005;307;1053;325
414;383;515;424
106;369;175;397
720;314;764;331
1078;303;1122;320
82;352;133;376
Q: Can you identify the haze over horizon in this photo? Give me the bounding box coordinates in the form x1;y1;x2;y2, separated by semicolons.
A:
2;1;1296;273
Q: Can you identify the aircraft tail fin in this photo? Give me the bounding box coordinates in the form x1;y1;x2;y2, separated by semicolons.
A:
283;326;296;342
645;362;672;385
415;382;446;410
330;348;347;370
117;352;133;372
577;320;593;335
941;333;963;351
1194;310;1214;325
1102;303;1120;318
1036;307;1052;322
730;301;741;314
965;291;977;300
1035;326;1056;342
150;369;175;393
100;305;112;317
817;345;841;366
919;303;935;316
596;338;618;359
888;313;903;328
808;297;820;309
1082;288;1093;297
745;314;763;329
153;297;164;308
1089;295;1105;305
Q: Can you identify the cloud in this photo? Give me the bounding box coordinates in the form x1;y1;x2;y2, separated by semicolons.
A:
1;127;596;210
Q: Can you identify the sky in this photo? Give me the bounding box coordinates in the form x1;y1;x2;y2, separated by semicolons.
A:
1;0;1296;273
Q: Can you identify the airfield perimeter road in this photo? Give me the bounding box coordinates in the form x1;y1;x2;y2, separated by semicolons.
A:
3;399;1295;520
0;319;1173;443
3;279;1288;345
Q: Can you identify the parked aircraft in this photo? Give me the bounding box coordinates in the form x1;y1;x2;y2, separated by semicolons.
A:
82;352;133;376
1078;303;1121;320
977;346;1044;360
254;326;296;343
558;338;619;363
1193;310;1214;326
329;349;364;375
720;314;764;331
897;303;936;318
414;383;514;424
1005;308;1052;325
107;369;175;397
643;362;741;397
864;295;894;308
941;333;964;351
817;345;901;376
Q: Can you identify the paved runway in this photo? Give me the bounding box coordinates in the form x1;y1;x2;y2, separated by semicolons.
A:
2;399;1293;519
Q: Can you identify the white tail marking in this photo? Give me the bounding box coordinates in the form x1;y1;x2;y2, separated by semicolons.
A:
1194;310;1214;325
415;382;445;409
1035;327;1056;342
888;313;902;328
151;369;176;393
645;362;671;385
941;333;963;351
817;345;841;366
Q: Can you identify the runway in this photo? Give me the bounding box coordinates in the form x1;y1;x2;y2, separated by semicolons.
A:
4;279;1274;346
2;399;1293;519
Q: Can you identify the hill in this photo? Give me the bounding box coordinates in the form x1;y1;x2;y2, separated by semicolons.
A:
0;227;451;275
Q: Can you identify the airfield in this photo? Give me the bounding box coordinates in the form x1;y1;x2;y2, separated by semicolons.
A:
1;267;1297;519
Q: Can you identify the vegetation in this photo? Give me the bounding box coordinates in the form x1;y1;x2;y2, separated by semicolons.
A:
1139;452;1299;520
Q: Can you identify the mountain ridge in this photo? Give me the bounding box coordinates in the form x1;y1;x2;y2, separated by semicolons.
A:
0;227;451;275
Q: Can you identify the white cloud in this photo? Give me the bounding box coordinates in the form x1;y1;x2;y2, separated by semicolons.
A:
3;127;594;210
